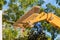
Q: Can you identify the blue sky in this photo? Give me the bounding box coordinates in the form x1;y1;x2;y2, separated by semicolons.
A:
3;0;60;10
2;0;10;10
42;0;60;8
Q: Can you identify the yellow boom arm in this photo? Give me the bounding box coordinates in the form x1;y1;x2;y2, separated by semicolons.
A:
28;12;60;28
13;6;60;28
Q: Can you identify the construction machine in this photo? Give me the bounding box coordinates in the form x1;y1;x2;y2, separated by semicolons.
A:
13;6;60;29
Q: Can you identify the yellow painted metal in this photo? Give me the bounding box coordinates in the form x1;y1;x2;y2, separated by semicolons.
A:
29;12;47;24
29;12;60;28
13;6;60;28
47;13;60;28
13;6;40;28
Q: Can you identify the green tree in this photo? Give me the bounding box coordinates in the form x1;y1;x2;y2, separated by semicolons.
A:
2;22;18;40
2;0;60;40
56;0;60;5
42;3;60;40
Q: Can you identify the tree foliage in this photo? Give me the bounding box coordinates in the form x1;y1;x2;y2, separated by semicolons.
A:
2;0;60;40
